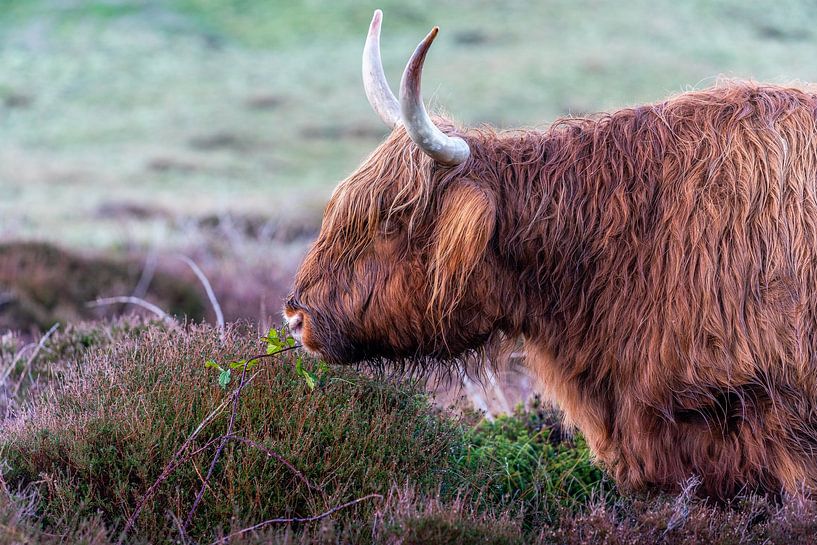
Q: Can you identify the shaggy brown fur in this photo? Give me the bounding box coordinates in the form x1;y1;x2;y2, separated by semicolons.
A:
286;81;817;499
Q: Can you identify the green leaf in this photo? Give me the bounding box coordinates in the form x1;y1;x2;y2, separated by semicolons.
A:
287;336;296;347
303;370;317;391
204;360;222;371
228;359;248;370
218;369;231;390
266;327;285;353
294;356;317;390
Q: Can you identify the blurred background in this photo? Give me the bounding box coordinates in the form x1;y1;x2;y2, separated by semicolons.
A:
3;0;817;413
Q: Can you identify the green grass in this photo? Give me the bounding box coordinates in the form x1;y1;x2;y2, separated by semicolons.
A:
3;0;817;248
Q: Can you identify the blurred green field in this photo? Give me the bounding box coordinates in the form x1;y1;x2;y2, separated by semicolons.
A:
3;0;817;248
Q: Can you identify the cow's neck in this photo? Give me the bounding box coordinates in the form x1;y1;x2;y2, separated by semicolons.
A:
482;126;612;336
486;125;623;458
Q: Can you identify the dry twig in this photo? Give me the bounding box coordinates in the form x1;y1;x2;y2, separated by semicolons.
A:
177;255;224;333
131;249;158;300
209;494;383;545
118;345;302;544
183;362;249;530
10;323;59;398
87;296;175;325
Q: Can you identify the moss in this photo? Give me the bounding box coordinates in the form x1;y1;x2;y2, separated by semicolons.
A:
451;398;610;529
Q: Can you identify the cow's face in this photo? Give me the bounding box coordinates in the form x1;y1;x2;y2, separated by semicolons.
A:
283;11;512;364
285;129;503;364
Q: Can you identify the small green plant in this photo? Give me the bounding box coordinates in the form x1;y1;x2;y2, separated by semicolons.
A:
203;359;236;389
205;326;328;390
450;397;610;526
263;326;329;390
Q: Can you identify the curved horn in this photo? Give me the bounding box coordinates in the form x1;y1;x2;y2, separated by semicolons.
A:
362;9;400;128
399;27;470;166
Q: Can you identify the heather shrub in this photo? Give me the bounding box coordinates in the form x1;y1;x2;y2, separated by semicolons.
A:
374;489;524;545
0;489;114;545
6;321;815;544
0;323;471;542
0;319;151;419
0;242;207;331
541;493;817;545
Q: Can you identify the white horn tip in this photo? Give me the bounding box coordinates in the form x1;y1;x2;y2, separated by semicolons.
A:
370;10;383;32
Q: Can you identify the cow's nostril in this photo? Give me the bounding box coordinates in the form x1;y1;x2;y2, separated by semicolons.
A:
287;311;304;338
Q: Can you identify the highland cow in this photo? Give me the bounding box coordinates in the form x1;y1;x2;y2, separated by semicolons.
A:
285;10;817;499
